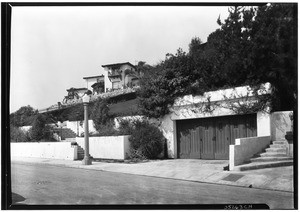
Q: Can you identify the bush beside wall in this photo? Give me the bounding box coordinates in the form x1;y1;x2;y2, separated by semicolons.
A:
128;120;165;159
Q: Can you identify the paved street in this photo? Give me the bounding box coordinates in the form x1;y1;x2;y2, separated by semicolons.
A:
11;163;294;209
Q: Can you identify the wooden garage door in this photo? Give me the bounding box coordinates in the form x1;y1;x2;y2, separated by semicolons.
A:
177;114;257;159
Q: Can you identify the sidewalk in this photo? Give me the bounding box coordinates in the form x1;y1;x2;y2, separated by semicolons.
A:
11;156;294;192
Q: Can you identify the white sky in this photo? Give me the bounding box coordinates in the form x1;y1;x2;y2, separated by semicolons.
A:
10;6;230;113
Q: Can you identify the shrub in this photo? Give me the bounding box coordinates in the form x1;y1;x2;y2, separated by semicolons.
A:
118;119;135;135
91;121;120;137
29;114;54;141
10;105;38;127
10;125;30;142
91;99;111;132
128;120;165;159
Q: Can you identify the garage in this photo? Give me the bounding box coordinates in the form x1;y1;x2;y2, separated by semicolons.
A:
176;114;257;159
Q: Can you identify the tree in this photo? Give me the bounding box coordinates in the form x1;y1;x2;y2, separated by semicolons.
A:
135;61;153;76
206;4;297;111
10;105;38;127
29;114;51;141
249;4;297;111
138;49;196;118
92;81;104;94
10;124;30;142
91;99;111;131
189;37;204;57
138;4;297;118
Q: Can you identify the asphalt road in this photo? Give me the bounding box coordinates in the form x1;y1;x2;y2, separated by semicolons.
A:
11;163;294;209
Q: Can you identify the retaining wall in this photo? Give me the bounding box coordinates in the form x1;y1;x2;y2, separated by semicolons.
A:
11;142;76;160
229;136;271;170
76;135;130;160
65;120;97;136
271;111;293;141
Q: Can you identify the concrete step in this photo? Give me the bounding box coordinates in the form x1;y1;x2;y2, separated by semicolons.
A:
250;156;293;163
260;152;288;157
55;128;77;139
265;148;287;153
270;144;287;148
272;140;288;145
233;160;293;171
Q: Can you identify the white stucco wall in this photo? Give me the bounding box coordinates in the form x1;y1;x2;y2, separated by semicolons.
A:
86;78;97;91
174;83;271;107
104;67;112;92
66;120;97;136
76;135;130;160
11;142;76;160
257;111;271;136
84;77;104;92
229;136;271;170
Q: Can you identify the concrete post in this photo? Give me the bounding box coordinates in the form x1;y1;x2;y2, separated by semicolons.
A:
82;102;92;165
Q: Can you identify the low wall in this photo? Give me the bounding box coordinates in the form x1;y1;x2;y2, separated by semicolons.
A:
229;136;271;170
11;142;76;160
76;135;130;160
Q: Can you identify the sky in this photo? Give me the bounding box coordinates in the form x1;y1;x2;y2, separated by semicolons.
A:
10;5;230;113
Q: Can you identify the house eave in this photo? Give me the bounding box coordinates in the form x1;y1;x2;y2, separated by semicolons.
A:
83;75;104;80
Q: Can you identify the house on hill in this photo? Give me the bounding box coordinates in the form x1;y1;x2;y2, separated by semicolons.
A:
102;62;139;92
83;75;105;95
63;87;87;103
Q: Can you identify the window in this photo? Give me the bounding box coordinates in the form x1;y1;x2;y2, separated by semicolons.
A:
112;81;120;90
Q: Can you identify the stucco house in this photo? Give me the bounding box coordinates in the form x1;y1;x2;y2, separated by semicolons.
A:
83;75;105;94
102;62;139;92
63;87;88;103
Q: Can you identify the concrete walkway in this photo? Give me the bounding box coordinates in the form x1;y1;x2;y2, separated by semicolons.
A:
11;156;294;192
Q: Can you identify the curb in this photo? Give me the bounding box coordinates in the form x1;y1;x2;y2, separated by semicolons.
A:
234;161;294;171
